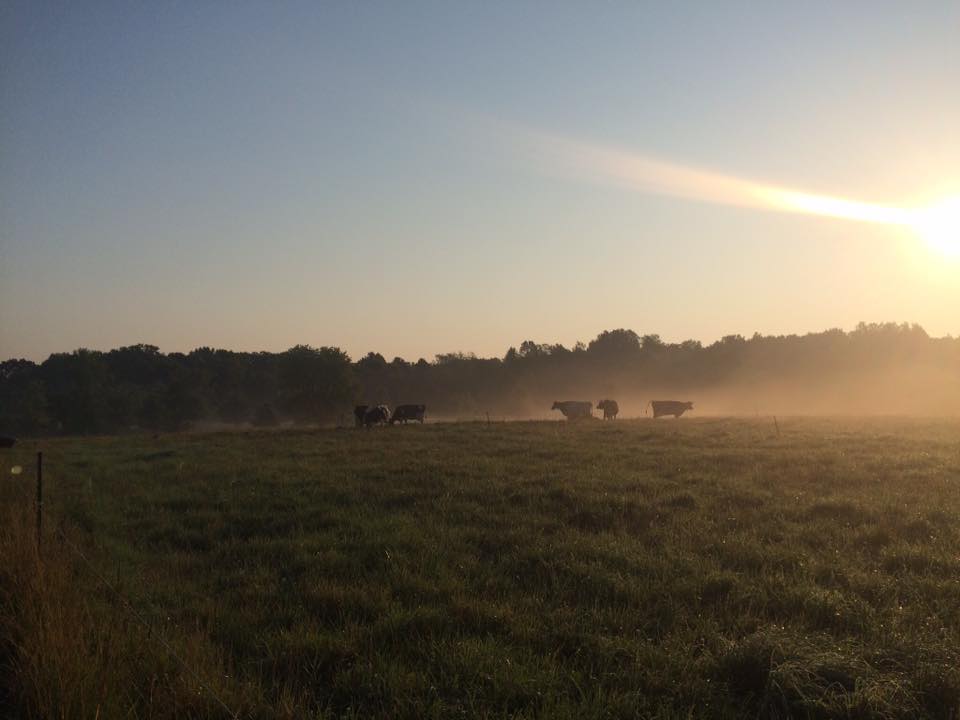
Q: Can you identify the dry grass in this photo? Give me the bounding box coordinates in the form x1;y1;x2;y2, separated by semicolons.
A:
0;491;257;719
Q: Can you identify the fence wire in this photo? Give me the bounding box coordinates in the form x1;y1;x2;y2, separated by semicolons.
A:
53;527;242;720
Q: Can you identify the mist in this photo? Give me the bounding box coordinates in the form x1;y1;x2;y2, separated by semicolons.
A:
476;364;960;423
2;322;958;436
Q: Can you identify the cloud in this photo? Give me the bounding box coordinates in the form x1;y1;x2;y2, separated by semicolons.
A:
521;129;918;228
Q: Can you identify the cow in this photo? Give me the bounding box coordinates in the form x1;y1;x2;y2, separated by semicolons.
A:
649;400;694;418
0;435;15;448
354;405;369;428
363;405;391;427
597;399;619;420
551;400;593;420
390;404;426;425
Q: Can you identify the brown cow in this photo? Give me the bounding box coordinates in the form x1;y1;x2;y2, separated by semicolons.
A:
597;399;619;420
390;404;426;424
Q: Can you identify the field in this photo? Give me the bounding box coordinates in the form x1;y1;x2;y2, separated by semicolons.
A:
3;418;960;719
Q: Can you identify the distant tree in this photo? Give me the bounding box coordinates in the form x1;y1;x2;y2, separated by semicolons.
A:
280;345;354;423
164;368;207;430
0;360;50;434
587;329;641;358
435;352;476;364
40;350;114;434
641;334;665;352
105;344;167;386
0;359;38;381
518;340;549;358
358;352;387;371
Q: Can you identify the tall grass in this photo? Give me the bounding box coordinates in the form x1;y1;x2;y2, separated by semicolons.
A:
0;500;126;718
0;476;256;718
2;418;960;718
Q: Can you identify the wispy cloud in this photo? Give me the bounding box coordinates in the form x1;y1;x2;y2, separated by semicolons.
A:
520;129;918;228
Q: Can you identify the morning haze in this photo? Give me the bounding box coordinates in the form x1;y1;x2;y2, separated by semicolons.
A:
4;4;960;719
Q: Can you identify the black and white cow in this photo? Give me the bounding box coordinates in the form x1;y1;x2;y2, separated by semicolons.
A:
363;405;391;427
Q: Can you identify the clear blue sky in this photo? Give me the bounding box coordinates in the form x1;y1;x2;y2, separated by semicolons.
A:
2;1;958;361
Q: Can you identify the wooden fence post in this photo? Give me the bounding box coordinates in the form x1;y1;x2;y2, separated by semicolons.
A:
36;451;43;556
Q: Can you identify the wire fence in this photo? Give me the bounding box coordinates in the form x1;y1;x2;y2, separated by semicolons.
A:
2;448;242;719
53;529;242;719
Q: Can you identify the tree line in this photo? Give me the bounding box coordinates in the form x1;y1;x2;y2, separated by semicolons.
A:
2;322;958;436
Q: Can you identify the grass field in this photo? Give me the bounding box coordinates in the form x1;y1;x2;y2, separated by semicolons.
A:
3;418;960;719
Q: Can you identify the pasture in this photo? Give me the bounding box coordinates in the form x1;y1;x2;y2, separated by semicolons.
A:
2;418;960;719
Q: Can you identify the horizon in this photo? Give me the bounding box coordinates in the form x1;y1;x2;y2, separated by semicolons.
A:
2;319;949;365
3;3;959;361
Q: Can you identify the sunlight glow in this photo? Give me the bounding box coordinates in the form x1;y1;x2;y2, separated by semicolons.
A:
910;197;960;258
526;130;960;260
758;188;912;227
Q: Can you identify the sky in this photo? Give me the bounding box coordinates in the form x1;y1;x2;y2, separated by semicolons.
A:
2;1;959;362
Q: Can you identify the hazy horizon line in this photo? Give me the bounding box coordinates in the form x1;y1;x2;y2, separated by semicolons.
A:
4;320;951;365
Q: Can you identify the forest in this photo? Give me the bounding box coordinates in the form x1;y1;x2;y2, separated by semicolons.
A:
2;322;958;436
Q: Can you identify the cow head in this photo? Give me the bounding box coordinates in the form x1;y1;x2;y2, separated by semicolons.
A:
686;402;694;410
551;401;560;410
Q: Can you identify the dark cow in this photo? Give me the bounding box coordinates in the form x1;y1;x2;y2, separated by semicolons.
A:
363;405;391;427
0;435;15;448
354;405;369;428
597;399;619;420
551;400;593;420
390;404;426;425
649;400;694;418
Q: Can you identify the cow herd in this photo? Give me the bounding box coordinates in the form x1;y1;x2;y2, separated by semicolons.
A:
551;399;694;420
354;399;694;426
354;404;426;428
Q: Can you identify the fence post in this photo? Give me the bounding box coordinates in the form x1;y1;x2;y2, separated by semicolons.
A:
36;451;43;556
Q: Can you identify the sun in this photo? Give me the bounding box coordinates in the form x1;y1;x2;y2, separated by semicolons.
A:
912;196;960;258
